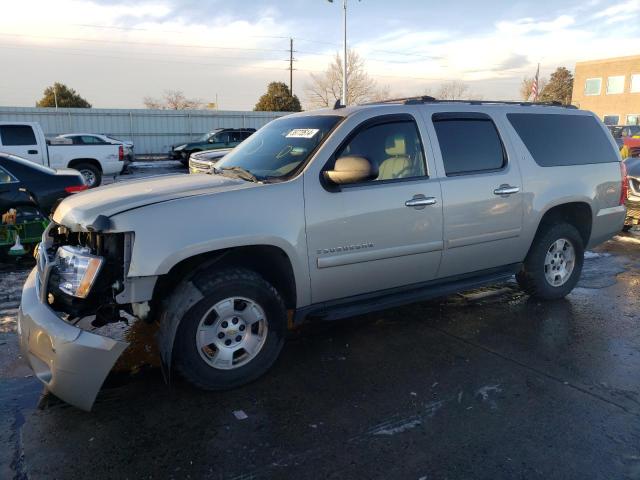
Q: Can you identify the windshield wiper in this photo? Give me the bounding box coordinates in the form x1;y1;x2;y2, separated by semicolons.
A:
215;166;259;183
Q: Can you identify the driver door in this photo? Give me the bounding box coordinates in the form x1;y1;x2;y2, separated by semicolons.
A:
303;115;444;304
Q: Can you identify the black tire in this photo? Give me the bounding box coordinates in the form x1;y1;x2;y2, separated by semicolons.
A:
516;223;584;300
74;162;102;188
173;267;287;391
622;225;633;232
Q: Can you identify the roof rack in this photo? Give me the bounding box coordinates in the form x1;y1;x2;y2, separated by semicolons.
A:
362;96;577;109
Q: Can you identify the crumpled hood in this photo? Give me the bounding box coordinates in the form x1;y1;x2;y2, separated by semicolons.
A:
53;173;250;230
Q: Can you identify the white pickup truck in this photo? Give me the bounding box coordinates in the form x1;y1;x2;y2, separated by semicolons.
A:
0;122;126;187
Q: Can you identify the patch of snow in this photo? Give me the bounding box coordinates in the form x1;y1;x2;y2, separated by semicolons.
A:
614;235;640;245
233;410;248;420
584;251;611;259
371;417;422;436
476;384;502;410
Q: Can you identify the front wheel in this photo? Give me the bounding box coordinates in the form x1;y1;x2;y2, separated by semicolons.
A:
516;223;584;300
173;268;287;390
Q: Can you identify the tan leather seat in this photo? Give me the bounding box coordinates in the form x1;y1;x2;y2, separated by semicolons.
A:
377;134;413;180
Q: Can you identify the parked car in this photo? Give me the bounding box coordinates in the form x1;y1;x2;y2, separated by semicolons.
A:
188;148;232;174
19;99;626;410
57;133;134;162
0;122;126;187
169;128;255;165
0;152;86;215
623;156;640;231
608;125;640;149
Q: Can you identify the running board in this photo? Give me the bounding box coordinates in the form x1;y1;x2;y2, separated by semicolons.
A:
294;263;521;324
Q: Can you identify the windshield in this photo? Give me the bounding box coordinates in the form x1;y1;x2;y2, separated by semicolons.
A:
215;115;342;180
197;130;222;142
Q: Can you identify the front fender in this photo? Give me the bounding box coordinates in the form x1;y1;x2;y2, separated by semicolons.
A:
110;179;311;307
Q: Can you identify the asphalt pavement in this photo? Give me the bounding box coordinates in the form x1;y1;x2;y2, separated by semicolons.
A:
1;162;639;479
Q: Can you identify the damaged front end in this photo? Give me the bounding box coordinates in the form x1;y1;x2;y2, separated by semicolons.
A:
18;222;153;411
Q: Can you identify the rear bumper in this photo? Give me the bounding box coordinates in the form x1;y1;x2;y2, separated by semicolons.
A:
588;204;627;248
17;268;128;411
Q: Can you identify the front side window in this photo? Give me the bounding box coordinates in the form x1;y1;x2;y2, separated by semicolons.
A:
603;115;620;126
433;114;505;176
584;78;602;96
212;132;230;143
606;75;625;94
215;115;342;180
335;120;426;182
0;125;37;146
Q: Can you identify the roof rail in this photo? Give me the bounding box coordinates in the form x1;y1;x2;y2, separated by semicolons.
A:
362;97;577;109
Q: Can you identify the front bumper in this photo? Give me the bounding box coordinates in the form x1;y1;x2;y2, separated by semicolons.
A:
18;268;128;411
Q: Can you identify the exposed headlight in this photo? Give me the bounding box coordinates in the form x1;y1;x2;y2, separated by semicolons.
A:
174;144;187;151
55;246;104;298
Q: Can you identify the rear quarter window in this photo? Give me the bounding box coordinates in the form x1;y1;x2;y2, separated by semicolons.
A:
507;113;618;167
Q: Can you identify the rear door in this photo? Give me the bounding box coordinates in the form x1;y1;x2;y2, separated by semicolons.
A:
424;111;524;278
0;125;45;165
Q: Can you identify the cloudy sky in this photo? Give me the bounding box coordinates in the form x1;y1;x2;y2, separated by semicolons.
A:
1;0;639;110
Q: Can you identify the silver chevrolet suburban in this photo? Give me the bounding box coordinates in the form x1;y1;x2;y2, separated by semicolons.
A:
18;98;627;410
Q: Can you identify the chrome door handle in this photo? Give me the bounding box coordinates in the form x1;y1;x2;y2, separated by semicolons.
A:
405;195;437;208
493;185;520;196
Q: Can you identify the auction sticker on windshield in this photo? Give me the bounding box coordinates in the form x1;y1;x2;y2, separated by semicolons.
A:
286;129;319;139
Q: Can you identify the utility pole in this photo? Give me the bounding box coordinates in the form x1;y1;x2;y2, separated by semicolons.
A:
289;37;294;95
53;84;58;110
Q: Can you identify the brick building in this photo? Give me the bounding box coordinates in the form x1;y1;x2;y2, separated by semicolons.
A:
572;55;640;126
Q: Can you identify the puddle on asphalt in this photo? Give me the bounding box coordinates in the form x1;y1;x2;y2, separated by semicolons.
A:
579;254;629;289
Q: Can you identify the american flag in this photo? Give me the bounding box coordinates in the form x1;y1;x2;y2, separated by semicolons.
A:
532;64;540;101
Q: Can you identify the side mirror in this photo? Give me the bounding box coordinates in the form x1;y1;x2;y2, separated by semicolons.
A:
324;155;378;185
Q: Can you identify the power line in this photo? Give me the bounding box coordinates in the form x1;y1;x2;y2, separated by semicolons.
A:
0;32;289;53
73;23;291;40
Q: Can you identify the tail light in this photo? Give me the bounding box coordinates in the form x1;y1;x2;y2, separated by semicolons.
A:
118;145;124;161
620;161;629;205
65;185;88;193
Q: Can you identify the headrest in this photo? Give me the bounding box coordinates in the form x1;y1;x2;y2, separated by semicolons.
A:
385;134;406;156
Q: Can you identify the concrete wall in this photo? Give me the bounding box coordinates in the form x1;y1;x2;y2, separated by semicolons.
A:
572;55;640;125
0;107;288;155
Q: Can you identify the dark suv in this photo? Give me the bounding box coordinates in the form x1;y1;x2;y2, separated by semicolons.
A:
169;128;255;165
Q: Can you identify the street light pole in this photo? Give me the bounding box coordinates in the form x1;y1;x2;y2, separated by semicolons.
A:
329;0;354;106
342;0;347;106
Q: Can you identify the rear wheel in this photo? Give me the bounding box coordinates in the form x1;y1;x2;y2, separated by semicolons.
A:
516;223;584;300
74;163;102;188
173;268;287;390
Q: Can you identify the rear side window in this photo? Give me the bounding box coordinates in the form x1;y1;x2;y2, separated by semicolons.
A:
432;113;506;176
0;125;37;146
507;113;619;167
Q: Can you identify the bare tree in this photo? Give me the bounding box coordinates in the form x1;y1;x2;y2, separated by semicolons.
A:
143;90;203;110
436;81;476;100
520;76;548;101
305;49;388;107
